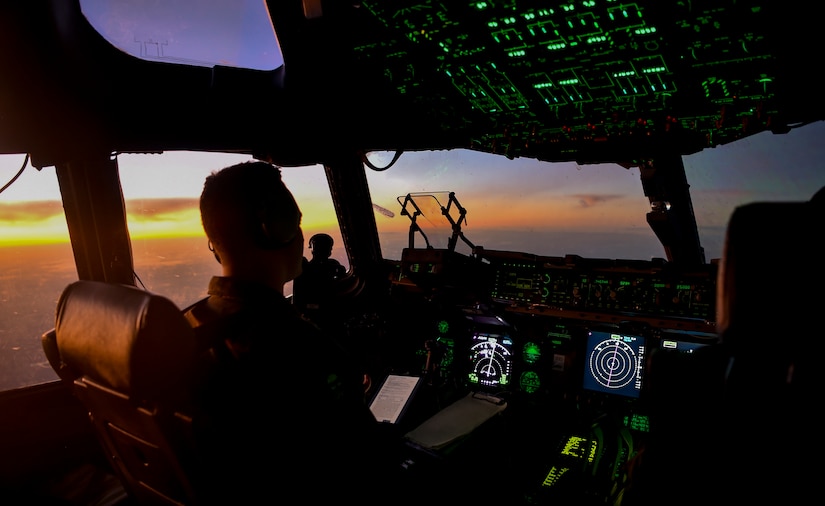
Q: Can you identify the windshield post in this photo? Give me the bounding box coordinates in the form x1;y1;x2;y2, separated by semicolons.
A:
55;154;135;284
639;155;706;266
323;152;383;274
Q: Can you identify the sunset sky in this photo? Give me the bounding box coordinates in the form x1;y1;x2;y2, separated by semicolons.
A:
0;149;643;246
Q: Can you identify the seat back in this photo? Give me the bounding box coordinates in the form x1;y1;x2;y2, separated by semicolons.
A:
43;280;201;505
714;186;825;503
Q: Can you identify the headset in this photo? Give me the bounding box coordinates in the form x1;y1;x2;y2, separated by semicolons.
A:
204;161;301;263
209;206;298;265
308;233;333;252
256;199;300;250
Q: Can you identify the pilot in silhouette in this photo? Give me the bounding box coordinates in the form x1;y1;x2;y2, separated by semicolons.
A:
292;233;346;323
306;233;346;280
183;161;396;504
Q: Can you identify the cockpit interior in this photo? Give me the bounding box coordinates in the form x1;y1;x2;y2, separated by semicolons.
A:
0;1;823;505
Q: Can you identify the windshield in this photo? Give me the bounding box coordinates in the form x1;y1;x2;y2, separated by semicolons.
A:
366;123;825;264
366;150;663;262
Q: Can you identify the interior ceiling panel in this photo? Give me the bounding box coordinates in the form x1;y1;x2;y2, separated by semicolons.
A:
0;1;820;167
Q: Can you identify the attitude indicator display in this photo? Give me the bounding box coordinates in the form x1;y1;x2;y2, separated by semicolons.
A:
468;332;513;390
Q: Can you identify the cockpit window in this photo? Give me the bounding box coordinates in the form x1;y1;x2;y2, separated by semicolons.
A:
79;0;284;70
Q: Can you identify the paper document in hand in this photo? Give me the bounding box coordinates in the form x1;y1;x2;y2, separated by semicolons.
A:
369;374;423;424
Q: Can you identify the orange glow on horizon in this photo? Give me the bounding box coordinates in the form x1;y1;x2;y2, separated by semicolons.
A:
0;200;340;248
0;212;71;247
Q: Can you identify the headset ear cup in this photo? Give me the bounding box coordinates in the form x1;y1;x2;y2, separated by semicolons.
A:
256;204;279;248
260;220;273;248
255;187;301;249
258;217;295;249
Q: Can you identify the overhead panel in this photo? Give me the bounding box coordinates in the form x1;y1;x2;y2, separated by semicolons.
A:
353;1;781;162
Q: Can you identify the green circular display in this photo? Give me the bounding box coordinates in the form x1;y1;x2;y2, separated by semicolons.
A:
523;342;541;364
520;370;541;393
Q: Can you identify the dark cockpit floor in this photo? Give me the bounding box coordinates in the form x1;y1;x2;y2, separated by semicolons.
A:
2;463;132;506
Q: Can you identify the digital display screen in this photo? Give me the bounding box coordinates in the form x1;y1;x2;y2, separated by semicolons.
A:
468;332;514;390
660;339;708;354
582;330;646;399
491;262;542;304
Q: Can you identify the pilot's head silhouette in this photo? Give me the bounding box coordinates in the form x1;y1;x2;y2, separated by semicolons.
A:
308;233;335;260
200;161;304;292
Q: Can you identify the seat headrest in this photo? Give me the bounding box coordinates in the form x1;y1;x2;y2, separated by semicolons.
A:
54;280;197;399
717;186;825;357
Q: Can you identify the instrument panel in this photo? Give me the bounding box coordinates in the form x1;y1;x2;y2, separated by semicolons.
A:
383;247;722;505
398;247;717;331
486;252;716;322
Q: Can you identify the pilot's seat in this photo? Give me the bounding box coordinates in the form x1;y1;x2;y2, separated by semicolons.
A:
42;280;202;505
626;185;825;506
714;185;825;503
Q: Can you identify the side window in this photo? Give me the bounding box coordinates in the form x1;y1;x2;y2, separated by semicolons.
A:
685;125;825;262
0;156;72;390
0;151;343;392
